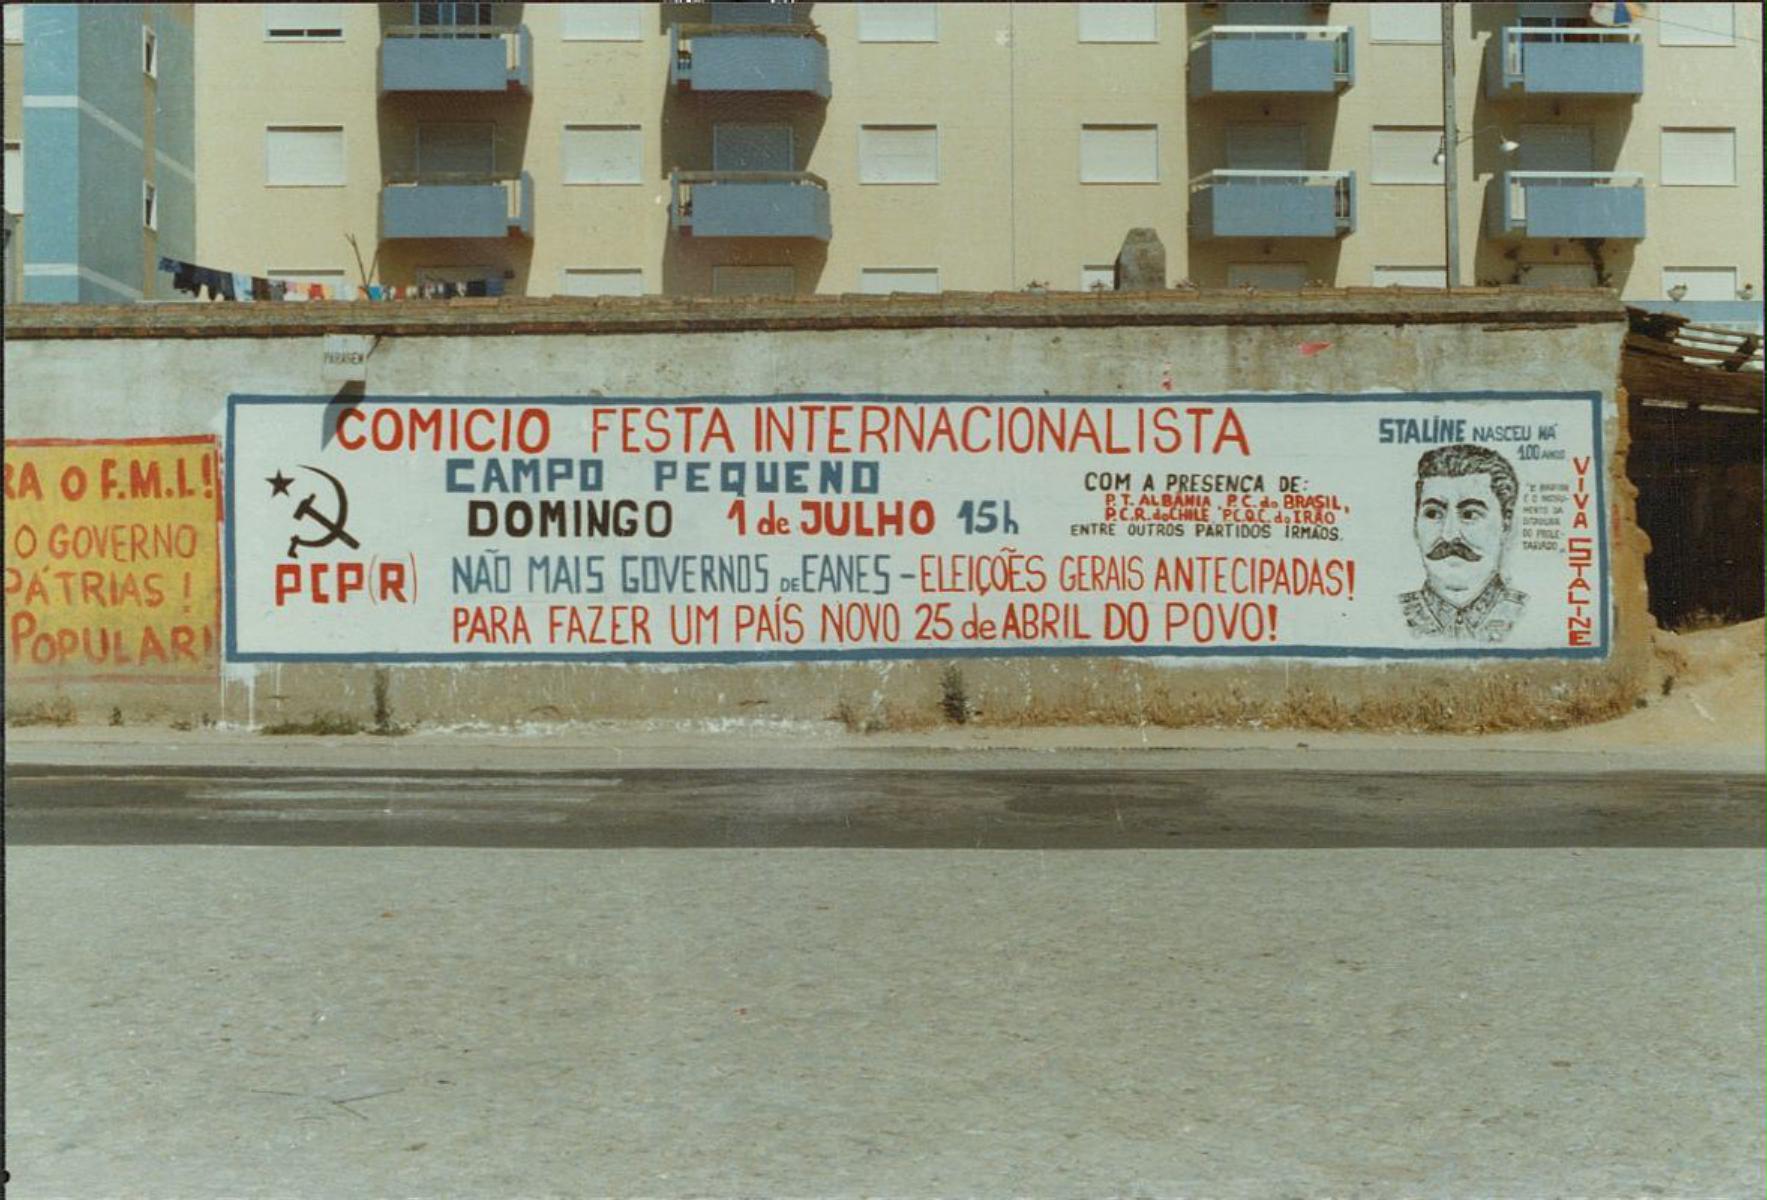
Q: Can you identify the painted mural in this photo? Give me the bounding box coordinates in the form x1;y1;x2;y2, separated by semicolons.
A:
224;394;1607;663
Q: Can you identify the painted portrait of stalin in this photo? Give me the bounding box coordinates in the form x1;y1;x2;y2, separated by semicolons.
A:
1400;443;1529;644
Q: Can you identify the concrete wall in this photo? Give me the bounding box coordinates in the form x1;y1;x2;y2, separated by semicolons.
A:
3;291;1647;731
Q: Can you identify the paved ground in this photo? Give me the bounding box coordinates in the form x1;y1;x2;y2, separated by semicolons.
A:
5;769;1763;1198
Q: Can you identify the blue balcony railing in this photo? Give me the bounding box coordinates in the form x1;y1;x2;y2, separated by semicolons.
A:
1488;171;1645;240
381;172;533;240
380;24;532;93
669;171;831;241
671;23;830;97
1487;26;1641;98
1189;170;1355;239
1189;25;1354;98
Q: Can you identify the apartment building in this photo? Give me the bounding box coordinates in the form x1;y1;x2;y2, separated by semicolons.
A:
2;1;1761;332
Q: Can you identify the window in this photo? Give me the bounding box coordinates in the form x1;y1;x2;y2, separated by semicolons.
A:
1657;2;1733;46
562;125;641;184
857;3;937;42
1227;263;1308;289
265;126;345;186
263;3;344;40
561;268;645;297
414;3;492;28
560;3;642;41
268;268;348;300
3;5;23;42
1080;264;1116;292
1078;3;1156;43
142;181;157;230
1079;125;1158;183
418;123;495;176
1372;266;1448;288
1661;127;1735;185
1225;124;1305;170
142;25;157;77
1662;266;1738;301
858;125;938;184
712;265;795;296
1370;126;1444;184
859;267;941;294
3;142;21;214
1369;4;1440;43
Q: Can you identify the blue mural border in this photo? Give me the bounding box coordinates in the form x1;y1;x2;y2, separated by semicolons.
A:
224;391;1610;664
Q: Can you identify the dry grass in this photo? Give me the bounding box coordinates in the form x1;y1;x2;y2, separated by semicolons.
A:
260;713;366;736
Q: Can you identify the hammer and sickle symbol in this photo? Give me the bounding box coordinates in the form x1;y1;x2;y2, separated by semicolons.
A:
286;465;361;560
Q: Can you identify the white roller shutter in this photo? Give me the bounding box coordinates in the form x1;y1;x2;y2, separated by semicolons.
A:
1370;126;1444;183
265;126;345;186
859;267;941;294
561;269;646;297
1080;264;1116;292
562;125;642;184
1657;3;1733;46
1662;267;1738;300
560;3;643;40
1661;127;1735;185
263;3;344;40
859;126;938;183
856;3;937;42
1080;125;1158;183
1078;4;1157;43
1370;5;1440;42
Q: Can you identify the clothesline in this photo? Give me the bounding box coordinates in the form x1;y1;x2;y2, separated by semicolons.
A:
157;257;507;301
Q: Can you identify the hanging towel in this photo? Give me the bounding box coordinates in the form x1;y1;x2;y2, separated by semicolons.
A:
251;277;272;301
156;256;179;275
232;273;254;301
172;261;199;295
308;283;324;301
369;285;384;301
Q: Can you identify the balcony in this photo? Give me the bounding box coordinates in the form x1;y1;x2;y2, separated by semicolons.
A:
380;25;532;94
670;171;831;241
381;172;534;240
1487;27;1642;98
1189;170;1355;239
1488;171;1645;240
1188;26;1354;99
671;24;830;98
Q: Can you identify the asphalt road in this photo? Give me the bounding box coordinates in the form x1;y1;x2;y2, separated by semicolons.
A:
7;765;1763;849
6;767;1763;1198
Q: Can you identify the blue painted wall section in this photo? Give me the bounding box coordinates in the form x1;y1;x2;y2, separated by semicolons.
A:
20;2;193;302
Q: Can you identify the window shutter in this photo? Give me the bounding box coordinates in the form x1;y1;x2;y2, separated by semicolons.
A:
859;126;938;183
856;4;937;42
562;125;642;184
265;127;345;185
1658;3;1733;46
1370;126;1443;183
560;3;643;41
1079;125;1158;183
1078;4;1157;43
264;4;344;39
1369;5;1441;42
1662;266;1737;300
1661;128;1735;185
561;269;646;297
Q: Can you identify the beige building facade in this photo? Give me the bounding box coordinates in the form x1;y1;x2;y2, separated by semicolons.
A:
6;2;1762;324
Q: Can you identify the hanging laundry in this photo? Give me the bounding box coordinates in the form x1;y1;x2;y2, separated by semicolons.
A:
486;277;506;297
466;280;487;298
308;283;324;301
172;261;199;297
368;285;384;301
251;277;272;301
231;273;254;301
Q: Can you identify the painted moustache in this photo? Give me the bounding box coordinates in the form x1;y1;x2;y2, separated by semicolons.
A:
1426;539;1483;562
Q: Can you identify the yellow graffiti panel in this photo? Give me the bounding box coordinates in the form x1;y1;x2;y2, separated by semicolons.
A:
4;438;222;680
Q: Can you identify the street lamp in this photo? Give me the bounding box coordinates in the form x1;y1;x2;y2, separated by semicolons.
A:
1434;128;1520;166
